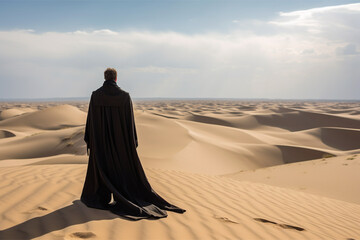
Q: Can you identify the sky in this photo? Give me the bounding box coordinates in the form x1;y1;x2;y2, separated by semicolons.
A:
0;0;359;100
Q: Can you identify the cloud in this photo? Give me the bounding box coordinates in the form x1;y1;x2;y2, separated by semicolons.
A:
270;3;360;38
336;43;359;56
0;3;359;100
271;3;360;27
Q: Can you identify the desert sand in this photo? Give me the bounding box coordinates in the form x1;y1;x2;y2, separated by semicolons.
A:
0;99;360;239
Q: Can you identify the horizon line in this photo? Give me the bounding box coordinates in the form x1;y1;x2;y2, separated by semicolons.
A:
0;97;359;102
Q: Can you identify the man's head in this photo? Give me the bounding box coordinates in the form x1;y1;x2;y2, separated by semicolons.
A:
104;68;117;82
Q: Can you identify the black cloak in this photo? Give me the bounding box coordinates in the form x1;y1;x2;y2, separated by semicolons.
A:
80;80;186;220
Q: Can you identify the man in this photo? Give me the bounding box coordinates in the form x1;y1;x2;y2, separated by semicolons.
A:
81;68;185;220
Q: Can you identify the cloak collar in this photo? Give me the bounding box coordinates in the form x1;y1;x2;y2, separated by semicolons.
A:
103;80;118;87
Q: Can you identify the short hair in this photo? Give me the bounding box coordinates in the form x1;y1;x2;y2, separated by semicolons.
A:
104;68;117;81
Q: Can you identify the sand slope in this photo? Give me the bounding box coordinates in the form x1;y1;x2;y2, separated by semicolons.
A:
224;154;360;205
0;165;360;240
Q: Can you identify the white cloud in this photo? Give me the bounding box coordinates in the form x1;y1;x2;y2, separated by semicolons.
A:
270;3;360;37
0;3;359;99
272;3;360;27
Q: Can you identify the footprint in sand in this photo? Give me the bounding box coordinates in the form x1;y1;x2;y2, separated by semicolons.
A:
22;206;48;214
37;206;48;211
67;232;96;239
213;214;239;224
254;218;305;231
253;218;277;225
278;223;306;231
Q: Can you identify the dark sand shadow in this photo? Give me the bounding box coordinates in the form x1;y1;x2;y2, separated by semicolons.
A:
0;200;155;240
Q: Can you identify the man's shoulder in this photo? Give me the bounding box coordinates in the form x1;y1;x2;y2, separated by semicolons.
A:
92;86;129;96
91;87;130;106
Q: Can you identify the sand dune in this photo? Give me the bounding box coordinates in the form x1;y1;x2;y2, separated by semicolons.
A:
224;154;360;205
307;127;360;150
0;100;359;239
135;101;360;174
1;100;359;173
0;104;86;131
0;107;35;120
0;104;87;161
253;110;360;131
0;126;86;160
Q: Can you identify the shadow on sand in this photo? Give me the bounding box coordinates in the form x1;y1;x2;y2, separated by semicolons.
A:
0;200;152;239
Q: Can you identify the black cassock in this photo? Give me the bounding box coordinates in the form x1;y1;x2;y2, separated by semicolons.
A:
81;80;186;220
